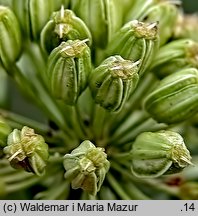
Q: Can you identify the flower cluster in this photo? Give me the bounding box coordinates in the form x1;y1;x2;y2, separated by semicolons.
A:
0;0;198;200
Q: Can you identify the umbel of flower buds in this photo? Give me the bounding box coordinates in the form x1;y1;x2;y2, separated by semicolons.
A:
130;130;192;178
47;39;92;105
0;5;22;71
63;140;110;196
151;39;198;78
144;68;198;124
89;55;140;112
106;20;159;76
3;126;49;176
71;0;123;48
41;7;92;54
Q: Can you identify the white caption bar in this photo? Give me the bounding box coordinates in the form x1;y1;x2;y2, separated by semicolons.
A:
0;200;197;216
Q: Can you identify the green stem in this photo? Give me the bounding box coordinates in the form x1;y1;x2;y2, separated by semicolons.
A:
106;173;131;200
9;64;76;142
70;106;87;140
111;161;179;197
48;155;64;164
110;152;131;161
0;109;49;134
114;118;167;146
1;171;34;184
35;180;70;200
6;176;40;194
109;110;149;143
92;104;107;145
0;166;16;176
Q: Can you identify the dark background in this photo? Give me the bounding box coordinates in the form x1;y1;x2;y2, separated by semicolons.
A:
182;0;198;13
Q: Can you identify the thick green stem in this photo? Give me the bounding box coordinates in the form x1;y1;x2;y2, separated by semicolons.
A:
92;104;108;145
106;173;131;200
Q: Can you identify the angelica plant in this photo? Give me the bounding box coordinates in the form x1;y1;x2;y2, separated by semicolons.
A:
0;0;198;200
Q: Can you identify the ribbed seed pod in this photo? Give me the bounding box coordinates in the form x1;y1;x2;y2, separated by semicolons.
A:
41;8;92;54
139;1;179;46
63;140;110;196
70;0;123;48
151;39;198;78
89;55;140;112
0;6;22;71
0;118;11;148
131;130;192;178
124;0;158;22
3;126;49;176
106;20;159;76
12;0;54;40
144;68;198;124
47;40;92;105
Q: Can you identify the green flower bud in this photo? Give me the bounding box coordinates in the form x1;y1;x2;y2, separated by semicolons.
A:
12;0;54;40
3;126;49;176
151;39;198;78
131;130;192;178
89;55;140;112
139;1;179;46
47;39;92;105
0;118;11;148
63;140;110;196
144;68;198;124
41;7;92;54
71;0;123;48
124;0;157;22
0;6;22;70
106;20;159;76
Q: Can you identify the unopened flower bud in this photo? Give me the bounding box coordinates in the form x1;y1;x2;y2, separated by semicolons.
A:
89;55;140;112
124;0;157;22
151;39;198;78
41;7;92;54
131;130;192;178
71;0;123;48
47;39;92;105
106;20;159;76
0;118;11;148
3;126;49;176
144;68;198;124
63;140;110;196
139;1;179;46
0;6;22;70
12;0;54;40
